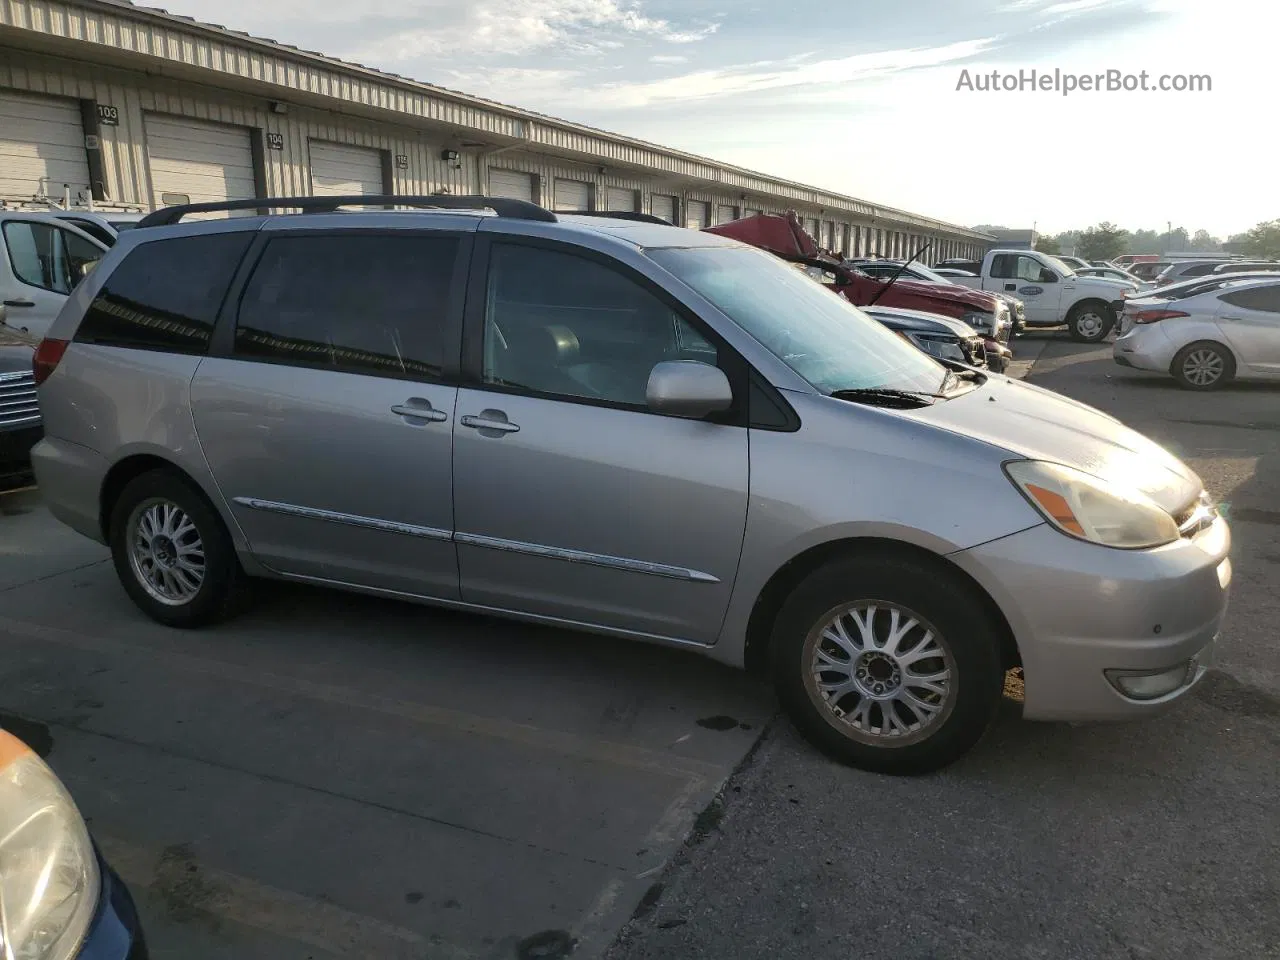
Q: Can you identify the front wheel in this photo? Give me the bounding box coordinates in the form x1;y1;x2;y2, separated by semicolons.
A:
771;554;1004;775
1066;301;1114;343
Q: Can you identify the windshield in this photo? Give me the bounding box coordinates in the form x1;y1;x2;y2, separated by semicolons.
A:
649;245;947;395
1043;255;1077;277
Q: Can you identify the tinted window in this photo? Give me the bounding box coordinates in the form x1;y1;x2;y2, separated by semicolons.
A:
76;233;251;353
483;243;716;408
1221;286;1280;313
3;221;102;294
1183;263;1218;277
235;234;458;380
990;254;1015;279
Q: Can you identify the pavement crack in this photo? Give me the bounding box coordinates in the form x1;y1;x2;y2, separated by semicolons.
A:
0;558;110;595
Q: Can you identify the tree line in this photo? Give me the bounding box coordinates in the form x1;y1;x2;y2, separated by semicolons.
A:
973;219;1280;261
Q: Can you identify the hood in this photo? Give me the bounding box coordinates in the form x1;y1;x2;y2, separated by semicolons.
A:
1070;274;1136;291
901;377;1203;514
865;309;977;338
873;276;998;312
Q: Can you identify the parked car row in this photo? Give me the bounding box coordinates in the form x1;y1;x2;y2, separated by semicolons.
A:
28;193;1232;776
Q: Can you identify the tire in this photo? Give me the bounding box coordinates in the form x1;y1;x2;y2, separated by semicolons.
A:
1171;341;1235;391
770;554;1004;775
1066;301;1114;343
108;468;250;627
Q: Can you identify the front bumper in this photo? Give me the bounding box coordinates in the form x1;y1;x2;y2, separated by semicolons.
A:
0;422;42;485
1113;321;1180;374
950;516;1231;721
80;847;148;959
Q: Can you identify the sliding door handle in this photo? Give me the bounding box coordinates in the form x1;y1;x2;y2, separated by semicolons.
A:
461;413;520;434
391;401;449;423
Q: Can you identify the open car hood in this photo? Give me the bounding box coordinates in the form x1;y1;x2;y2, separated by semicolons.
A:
704;213;1000;312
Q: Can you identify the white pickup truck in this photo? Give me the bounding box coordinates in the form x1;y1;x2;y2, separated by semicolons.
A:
940;249;1139;342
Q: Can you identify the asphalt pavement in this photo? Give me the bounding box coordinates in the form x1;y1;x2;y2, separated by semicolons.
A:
1;333;1276;959
607;335;1280;960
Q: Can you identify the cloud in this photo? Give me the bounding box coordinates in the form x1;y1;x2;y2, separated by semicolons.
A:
345;0;718;62
575;37;1001;108
649;54;689;64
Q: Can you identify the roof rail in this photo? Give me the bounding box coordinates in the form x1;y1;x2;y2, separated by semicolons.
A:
136;195;558;228
558;210;676;226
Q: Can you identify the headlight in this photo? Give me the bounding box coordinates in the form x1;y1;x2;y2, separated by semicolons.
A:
1004;460;1180;549
0;735;100;960
960;310;992;332
904;332;966;362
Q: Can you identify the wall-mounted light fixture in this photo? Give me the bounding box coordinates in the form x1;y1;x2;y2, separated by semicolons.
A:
269;101;288;115
441;149;462;169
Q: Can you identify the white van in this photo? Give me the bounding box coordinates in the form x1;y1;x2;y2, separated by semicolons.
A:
0;212;111;338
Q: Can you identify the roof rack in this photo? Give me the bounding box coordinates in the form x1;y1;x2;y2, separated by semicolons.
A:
557;210;676;226
136;194;558;228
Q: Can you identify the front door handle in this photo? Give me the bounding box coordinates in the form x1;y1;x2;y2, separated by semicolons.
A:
2;299;36;308
1004;283;1016;292
391;399;448;423
1220;316;1243;322
461;411;520;434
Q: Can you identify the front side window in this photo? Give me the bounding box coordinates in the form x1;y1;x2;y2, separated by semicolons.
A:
76;233;253;353
3;221;102;294
483;243;716;408
650;244;945;395
235;233;459;380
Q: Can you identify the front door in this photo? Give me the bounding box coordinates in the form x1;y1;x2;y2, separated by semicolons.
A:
991;252;1062;325
451;240;749;644
0;217;106;338
192;227;469;598
1216;284;1280;377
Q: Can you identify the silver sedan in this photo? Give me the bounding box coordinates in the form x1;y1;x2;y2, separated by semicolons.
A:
1114;275;1280;389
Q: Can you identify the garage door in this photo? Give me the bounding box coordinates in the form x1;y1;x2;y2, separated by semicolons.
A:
0;91;90;202
650;195;676;223
685;201;709;229
744;207;762;218
310;141;384;197
489;169;534;202
553;178;591;211
605;187;637;212
145;115;256;210
716;204;737;225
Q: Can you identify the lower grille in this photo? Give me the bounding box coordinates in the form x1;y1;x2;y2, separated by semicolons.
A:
0;371;40;429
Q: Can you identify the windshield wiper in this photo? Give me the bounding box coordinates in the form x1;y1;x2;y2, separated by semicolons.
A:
830;387;942;408
866;239;934;308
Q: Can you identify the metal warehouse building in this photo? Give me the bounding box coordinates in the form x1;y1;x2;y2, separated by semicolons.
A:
0;0;993;261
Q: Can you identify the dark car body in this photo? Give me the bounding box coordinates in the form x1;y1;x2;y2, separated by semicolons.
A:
82;848;150;959
0;313;41;484
859;304;994;370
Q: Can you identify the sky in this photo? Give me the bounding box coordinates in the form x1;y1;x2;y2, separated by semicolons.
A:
141;0;1278;238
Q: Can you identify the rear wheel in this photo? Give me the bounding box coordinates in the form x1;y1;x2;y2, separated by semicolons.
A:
109;469;250;627
1067;301;1114;343
1171;341;1235;390
771;554;1004;775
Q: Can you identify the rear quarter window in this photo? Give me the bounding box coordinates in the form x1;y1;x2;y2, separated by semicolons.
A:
74;233;253;354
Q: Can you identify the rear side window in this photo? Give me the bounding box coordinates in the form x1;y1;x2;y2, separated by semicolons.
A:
75;233;252;353
1220;286;1280;313
234;233;458;380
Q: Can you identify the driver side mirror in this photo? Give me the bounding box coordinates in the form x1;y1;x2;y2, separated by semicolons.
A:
646;361;733;419
1038;269;1058;283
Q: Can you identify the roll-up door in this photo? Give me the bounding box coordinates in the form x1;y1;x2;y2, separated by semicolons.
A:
605;187;638;212
553;178;591;211
804;217;820;240
744;207;762;218
685;201;709;229
310;141;384;196
488;169;534;202
145;115;256;211
0;91;90;202
650;195;676;223
716;204;737;225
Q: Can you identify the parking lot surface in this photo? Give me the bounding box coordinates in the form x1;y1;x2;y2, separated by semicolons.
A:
0;488;771;959
606;336;1280;960
2;334;1276;959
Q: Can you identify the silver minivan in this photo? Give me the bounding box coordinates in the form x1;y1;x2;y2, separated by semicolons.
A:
30;196;1232;774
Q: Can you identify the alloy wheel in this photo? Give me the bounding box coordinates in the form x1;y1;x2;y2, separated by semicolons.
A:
127;498;206;606
1181;348;1224;386
803;601;956;747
